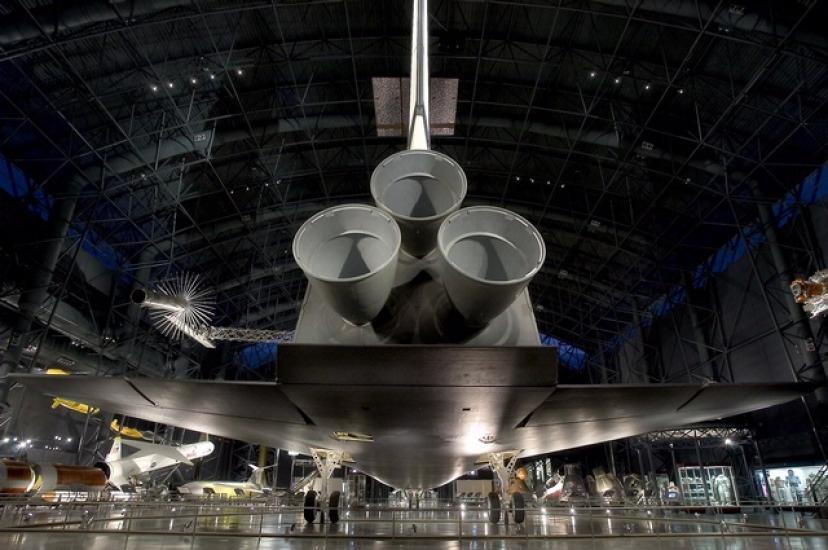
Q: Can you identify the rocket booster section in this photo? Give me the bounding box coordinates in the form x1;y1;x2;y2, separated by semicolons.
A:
0;459;106;494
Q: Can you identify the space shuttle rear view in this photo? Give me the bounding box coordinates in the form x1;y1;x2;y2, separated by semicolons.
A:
98;437;214;490
11;0;819;527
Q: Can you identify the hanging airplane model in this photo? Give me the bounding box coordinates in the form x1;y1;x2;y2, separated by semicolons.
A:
12;0;817;525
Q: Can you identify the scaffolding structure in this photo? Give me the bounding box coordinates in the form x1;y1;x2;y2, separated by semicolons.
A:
0;1;825;477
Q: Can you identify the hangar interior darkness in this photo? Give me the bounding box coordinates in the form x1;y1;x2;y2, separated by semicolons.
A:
0;0;827;547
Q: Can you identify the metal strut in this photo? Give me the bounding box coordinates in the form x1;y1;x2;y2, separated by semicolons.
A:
487;450;520;495
310;448;344;482
201;327;294;343
309;447;343;521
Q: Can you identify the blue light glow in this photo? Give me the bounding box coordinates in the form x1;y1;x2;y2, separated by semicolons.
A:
0;154;123;274
237;342;277;370
610;163;828;351
540;333;586;371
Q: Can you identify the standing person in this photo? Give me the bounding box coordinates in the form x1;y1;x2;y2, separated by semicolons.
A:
786;469;803;502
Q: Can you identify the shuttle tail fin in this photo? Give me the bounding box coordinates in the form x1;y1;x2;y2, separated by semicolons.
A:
407;0;430;150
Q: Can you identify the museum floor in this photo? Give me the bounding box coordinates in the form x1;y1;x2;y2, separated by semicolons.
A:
2;501;827;549
1;532;828;549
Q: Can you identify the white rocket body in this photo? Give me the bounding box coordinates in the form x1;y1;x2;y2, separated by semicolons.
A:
101;437;214;489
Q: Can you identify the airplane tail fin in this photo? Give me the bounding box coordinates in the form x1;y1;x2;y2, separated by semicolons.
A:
247;463;276;486
105;437;122;462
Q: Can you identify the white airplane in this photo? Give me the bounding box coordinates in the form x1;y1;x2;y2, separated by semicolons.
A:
176;464;273;497
99;436;214;490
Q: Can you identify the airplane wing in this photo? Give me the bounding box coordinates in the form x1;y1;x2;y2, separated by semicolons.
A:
12;344;816;489
120;439;194;466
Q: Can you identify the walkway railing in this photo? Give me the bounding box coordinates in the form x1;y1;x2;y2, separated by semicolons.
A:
1;499;827;541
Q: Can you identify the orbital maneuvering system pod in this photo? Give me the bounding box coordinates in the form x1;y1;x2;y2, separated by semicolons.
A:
292;0;545;337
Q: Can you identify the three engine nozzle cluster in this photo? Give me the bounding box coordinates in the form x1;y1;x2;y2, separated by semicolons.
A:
292;149;546;327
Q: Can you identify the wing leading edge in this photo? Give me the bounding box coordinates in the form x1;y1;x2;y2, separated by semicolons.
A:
10;345;817;489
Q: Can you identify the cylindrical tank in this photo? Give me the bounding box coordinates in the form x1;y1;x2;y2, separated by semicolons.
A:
32;464;107;494
0;460;35;494
437;206;545;325
293;204;401;325
370;150;466;256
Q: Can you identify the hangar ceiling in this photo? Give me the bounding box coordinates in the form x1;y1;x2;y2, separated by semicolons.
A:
0;0;826;364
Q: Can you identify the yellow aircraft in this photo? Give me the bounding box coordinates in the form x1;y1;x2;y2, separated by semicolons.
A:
46;368;100;415
50;397;100;415
110;419;146;440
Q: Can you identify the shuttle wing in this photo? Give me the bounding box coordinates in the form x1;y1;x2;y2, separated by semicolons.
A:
12;344;815;489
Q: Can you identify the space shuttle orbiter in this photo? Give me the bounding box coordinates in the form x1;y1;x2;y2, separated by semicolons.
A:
12;0;818;527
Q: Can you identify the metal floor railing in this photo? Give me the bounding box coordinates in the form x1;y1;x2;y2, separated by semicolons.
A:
1;499;827;541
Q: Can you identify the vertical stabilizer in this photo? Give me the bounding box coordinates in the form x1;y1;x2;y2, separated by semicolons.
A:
247;463;276;486
247;464;264;486
407;0;430;150
105;437;122;463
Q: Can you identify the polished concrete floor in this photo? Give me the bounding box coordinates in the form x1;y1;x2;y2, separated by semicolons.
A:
1;533;828;549
1;503;827;548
